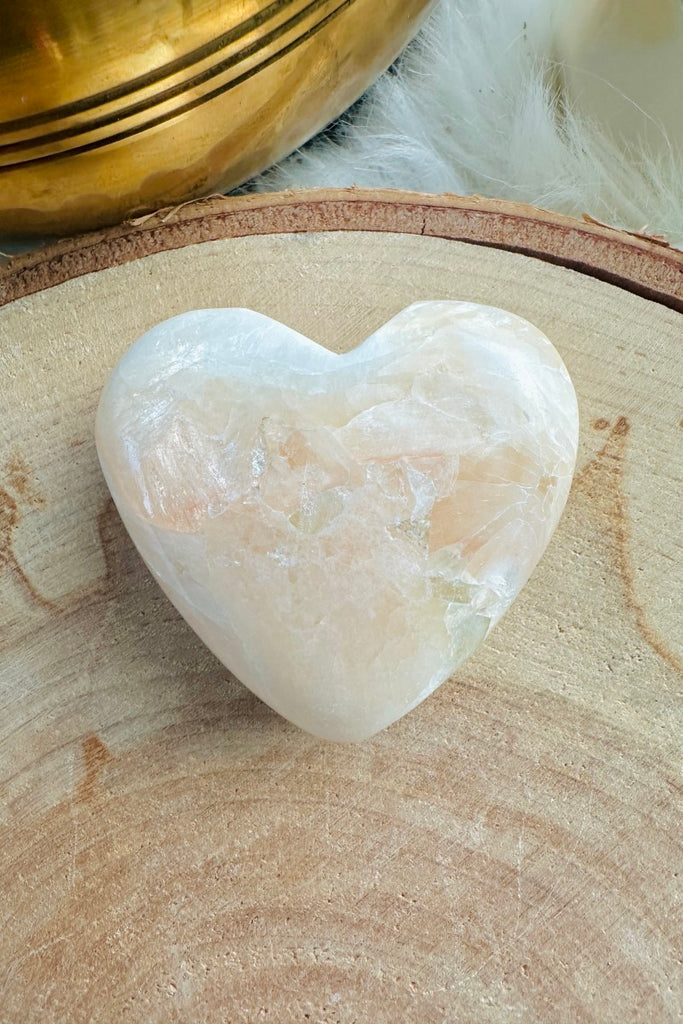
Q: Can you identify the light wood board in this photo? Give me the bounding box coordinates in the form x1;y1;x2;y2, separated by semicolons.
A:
0;191;681;1023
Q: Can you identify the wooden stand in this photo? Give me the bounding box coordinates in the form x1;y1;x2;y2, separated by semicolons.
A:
1;190;680;1023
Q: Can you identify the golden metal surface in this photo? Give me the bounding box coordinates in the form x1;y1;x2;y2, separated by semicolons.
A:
0;0;434;234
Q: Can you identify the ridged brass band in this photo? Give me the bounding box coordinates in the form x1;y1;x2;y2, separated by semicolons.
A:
0;0;300;134
0;0;354;169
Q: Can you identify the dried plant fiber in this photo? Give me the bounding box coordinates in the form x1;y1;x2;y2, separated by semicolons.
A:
246;0;683;248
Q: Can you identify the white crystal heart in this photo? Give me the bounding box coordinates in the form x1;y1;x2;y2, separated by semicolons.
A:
96;302;578;741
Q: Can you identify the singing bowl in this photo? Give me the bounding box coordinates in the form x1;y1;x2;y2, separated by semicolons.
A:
0;0;434;235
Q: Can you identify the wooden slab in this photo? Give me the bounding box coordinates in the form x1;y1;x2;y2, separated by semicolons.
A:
0;190;681;1023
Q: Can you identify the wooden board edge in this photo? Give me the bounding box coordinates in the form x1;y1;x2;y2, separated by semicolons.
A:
1;188;682;312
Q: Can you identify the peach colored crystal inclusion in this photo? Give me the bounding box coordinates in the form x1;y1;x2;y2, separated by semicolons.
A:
96;302;578;741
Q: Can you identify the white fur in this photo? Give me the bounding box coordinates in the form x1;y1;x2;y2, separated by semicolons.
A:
247;0;683;248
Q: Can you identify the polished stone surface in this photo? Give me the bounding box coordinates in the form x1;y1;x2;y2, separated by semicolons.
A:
96;302;579;740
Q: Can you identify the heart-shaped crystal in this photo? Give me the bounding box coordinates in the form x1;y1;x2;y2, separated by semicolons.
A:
96;302;578;741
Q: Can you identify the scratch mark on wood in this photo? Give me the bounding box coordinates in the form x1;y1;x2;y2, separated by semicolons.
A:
514;825;526;938
96;496;124;592
514;793;594;943
1;935;69;996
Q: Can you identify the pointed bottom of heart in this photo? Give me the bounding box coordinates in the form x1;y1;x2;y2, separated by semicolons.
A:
154;573;492;742
96;302;578;742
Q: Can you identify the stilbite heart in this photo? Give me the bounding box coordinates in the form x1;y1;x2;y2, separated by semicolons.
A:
96;302;579;741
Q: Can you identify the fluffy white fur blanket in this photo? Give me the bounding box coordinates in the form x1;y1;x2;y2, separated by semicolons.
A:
248;0;683;249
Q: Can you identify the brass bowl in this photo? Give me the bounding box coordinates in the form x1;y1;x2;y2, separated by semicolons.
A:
0;0;434;235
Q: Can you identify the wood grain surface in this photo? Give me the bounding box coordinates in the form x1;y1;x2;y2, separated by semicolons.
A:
0;191;681;1024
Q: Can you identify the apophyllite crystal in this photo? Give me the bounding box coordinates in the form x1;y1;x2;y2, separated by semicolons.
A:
96;302;578;741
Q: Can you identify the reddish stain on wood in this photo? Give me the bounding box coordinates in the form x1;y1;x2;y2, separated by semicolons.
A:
0;486;54;610
5;454;45;508
75;735;111;804
575;417;682;673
